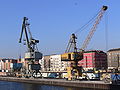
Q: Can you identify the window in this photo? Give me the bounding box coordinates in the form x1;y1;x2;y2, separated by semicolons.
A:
68;54;71;60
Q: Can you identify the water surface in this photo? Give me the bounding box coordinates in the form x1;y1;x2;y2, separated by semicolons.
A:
0;81;94;90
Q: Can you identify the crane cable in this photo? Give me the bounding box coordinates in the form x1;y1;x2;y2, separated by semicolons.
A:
105;12;108;52
18;43;22;61
85;12;108;51
65;9;101;53
74;9;101;35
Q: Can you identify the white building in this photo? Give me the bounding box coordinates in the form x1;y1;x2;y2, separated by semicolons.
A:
39;54;68;72
61;61;68;71
39;57;45;71
50;54;62;71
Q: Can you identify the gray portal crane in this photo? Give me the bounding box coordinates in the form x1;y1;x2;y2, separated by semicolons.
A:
65;33;77;53
19;17;42;78
19;17;42;61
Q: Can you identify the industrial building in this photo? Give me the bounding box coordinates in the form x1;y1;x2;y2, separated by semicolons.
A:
107;48;120;70
78;50;107;70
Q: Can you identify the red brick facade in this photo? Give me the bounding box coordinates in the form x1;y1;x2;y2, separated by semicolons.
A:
78;50;107;70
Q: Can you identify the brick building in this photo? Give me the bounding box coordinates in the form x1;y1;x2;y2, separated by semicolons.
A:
78;50;107;70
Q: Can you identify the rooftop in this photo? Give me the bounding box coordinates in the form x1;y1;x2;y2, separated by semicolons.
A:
84;50;104;53
107;48;120;52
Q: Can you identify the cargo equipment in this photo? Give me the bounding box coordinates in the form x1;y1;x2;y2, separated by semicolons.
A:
19;17;43;78
63;6;108;80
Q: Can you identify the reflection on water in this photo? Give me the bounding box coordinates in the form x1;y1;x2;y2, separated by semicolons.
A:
0;81;92;90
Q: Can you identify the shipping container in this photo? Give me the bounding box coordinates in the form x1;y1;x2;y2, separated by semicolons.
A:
13;63;23;70
31;64;41;70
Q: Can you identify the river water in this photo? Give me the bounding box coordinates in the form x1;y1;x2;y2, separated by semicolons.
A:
0;81;93;90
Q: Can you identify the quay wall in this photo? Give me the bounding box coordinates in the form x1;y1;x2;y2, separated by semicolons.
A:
0;77;116;89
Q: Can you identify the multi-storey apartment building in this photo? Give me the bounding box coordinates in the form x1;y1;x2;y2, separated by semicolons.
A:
107;48;120;69
78;50;107;70
50;54;62;71
41;55;50;71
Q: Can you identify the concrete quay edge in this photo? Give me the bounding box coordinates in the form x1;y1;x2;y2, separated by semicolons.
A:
0;77;115;89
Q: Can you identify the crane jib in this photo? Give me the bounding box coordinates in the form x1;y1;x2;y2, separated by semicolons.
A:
19;17;43;60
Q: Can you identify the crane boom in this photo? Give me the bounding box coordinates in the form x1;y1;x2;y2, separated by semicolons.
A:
65;33;77;53
81;6;108;50
19;17;42;60
19;17;32;51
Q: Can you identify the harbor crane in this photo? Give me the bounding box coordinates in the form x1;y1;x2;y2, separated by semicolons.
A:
19;17;43;78
65;6;107;53
80;6;107;50
63;6;108;80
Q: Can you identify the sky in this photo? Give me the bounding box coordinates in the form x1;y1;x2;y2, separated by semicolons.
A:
0;0;120;58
